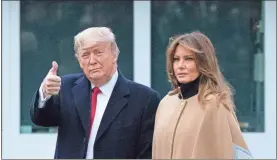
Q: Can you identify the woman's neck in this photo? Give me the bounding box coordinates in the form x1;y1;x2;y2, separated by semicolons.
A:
178;77;200;99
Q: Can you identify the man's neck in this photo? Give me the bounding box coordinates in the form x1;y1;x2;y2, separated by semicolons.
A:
90;68;117;87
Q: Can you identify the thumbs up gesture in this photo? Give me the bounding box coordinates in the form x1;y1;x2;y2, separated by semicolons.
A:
41;61;61;98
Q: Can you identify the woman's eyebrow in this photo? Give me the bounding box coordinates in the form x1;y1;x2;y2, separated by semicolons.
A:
183;55;194;57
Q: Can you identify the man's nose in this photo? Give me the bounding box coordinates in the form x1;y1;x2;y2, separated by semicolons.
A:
89;53;97;64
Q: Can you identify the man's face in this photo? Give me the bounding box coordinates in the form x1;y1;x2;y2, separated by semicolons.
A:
77;42;117;84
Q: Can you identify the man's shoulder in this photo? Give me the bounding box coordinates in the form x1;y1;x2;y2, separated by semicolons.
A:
126;79;156;94
61;72;84;83
123;78;161;108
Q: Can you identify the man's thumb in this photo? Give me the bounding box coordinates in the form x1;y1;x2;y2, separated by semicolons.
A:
49;61;58;75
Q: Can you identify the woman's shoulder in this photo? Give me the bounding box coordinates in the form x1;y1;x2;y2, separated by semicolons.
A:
197;94;237;133
154;92;179;121
156;90;180;111
202;93;234;116
159;92;179;106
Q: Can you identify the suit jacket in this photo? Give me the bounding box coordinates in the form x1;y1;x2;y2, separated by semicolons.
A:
152;92;251;159
30;71;161;159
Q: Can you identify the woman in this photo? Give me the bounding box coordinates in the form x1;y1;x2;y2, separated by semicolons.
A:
152;32;252;159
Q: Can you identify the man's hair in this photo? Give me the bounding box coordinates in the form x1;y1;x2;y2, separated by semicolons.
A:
74;27;120;57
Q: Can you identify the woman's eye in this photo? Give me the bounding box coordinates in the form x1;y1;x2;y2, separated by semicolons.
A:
185;57;193;61
173;57;179;61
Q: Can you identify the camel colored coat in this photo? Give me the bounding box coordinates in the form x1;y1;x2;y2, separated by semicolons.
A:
152;93;251;159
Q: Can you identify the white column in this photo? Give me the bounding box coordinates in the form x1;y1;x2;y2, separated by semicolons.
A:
264;0;276;157
2;1;57;158
243;1;276;159
2;1;19;157
133;1;151;87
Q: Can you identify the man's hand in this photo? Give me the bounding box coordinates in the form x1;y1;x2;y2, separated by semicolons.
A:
41;61;61;98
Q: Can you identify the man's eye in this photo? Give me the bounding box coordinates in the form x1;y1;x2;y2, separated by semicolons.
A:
95;51;103;56
82;53;89;58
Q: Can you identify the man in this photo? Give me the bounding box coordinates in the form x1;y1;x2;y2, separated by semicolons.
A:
30;27;161;159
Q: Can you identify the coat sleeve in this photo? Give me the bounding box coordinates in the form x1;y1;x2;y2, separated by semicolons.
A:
30;89;61;127
136;91;161;159
152;100;162;159
191;100;234;159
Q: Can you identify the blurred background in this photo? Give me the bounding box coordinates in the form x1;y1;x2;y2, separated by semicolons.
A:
2;0;276;159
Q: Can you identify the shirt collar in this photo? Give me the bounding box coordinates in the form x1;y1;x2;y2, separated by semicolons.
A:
91;70;118;97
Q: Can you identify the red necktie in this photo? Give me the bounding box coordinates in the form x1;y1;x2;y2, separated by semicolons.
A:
89;87;101;138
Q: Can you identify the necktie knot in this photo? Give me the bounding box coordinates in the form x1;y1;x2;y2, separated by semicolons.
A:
93;87;101;95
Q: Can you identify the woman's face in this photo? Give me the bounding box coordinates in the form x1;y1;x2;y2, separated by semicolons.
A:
173;45;200;84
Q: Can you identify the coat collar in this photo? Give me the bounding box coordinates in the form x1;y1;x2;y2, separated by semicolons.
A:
72;70;130;140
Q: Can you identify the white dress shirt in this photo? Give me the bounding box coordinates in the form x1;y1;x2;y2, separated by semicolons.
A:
38;70;119;159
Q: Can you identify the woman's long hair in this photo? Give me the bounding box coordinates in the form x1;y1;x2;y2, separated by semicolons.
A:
166;31;235;111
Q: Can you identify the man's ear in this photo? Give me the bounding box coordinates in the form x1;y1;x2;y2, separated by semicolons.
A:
79;62;83;69
112;53;118;64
